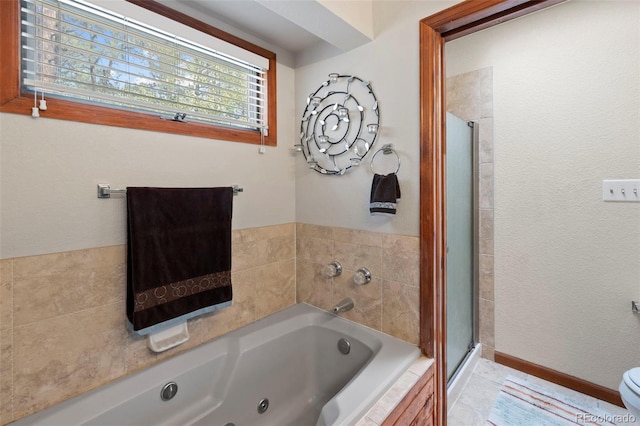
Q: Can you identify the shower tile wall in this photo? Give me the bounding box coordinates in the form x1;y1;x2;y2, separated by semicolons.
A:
447;67;495;360
295;223;420;345
0;224;296;425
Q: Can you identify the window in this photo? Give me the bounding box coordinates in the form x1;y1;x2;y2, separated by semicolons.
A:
0;0;277;145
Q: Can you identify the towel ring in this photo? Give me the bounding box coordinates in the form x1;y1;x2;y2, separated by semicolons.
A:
370;144;400;174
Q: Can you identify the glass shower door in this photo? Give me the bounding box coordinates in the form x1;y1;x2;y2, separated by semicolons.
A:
446;112;478;383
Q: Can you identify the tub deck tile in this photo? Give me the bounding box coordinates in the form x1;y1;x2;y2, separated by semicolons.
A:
355;356;434;426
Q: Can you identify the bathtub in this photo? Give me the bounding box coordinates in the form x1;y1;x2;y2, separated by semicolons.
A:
13;303;420;426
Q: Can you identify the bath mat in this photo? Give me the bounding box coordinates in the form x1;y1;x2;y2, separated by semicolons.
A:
486;375;616;426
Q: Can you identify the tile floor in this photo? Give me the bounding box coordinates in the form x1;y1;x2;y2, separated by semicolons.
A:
448;358;638;425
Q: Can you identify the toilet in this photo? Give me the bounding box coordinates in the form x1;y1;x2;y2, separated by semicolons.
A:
620;368;640;418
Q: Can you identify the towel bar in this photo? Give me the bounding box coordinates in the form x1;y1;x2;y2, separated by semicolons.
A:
97;183;243;198
370;144;400;174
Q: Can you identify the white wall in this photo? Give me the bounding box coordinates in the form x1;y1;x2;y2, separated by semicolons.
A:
447;1;640;389
295;1;457;236
1;0;465;259
0;63;296;259
318;0;375;39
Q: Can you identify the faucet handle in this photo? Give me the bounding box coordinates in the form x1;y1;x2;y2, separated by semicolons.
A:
354;267;371;285
324;261;343;277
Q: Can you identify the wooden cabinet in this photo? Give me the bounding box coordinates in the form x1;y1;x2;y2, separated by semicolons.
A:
382;364;434;426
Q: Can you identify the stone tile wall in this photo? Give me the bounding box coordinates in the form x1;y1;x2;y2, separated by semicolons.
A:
0;222;420;424
296;224;420;345
447;67;495;360
0;223;296;424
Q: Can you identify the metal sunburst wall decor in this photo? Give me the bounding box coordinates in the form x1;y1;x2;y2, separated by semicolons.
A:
295;73;380;175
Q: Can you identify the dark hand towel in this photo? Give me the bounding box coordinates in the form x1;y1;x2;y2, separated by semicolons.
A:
370;173;401;215
126;187;233;332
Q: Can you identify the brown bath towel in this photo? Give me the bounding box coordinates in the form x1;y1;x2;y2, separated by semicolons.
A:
370;173;401;215
126;187;233;332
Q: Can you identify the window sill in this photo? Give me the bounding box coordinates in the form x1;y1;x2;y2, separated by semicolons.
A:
0;93;275;146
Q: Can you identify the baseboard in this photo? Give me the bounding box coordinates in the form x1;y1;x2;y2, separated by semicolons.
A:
494;351;624;407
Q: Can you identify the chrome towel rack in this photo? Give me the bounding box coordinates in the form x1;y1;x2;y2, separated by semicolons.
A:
97;184;244;198
370;143;400;175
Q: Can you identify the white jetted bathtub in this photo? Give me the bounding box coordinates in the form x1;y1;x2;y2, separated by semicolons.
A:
14;303;420;426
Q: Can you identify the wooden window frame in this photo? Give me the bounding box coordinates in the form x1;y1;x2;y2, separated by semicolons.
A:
418;1;565;424
0;0;277;146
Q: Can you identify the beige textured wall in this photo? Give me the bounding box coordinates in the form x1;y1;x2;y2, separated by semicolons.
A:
294;1;458;236
0;63;297;260
446;1;640;389
0;224;296;424
317;0;374;39
446;68;495;360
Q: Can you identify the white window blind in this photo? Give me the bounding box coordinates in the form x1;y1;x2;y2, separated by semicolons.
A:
20;0;268;131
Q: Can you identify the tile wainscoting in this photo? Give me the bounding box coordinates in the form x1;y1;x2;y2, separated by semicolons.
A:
296;223;420;345
0;223;296;424
0;223;421;424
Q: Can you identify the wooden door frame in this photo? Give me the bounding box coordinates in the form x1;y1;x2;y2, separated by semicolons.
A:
418;1;565;424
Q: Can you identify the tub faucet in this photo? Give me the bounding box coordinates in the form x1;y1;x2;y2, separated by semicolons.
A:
332;298;354;315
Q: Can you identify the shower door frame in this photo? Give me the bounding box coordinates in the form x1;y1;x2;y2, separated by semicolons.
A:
445;116;479;385
417;1;566;425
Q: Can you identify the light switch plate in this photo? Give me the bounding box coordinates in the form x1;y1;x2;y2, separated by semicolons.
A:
602;179;640;202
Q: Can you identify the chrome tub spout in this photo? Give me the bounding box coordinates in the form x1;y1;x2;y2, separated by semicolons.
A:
332;298;354;314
